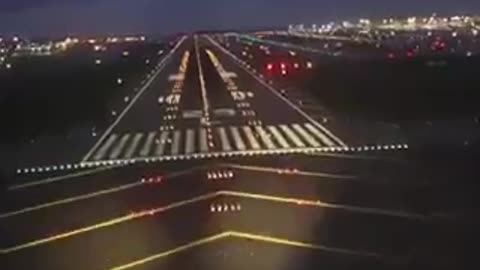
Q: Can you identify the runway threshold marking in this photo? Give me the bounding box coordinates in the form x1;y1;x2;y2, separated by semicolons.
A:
0;191;428;254
109;134;131;159
108;230;380;269
93;134;118;161
139;131;157;157
267;126;290;148
82;36;187;162
205;36;346;147
230;126;246;150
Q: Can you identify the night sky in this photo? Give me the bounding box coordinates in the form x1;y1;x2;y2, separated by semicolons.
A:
0;0;479;36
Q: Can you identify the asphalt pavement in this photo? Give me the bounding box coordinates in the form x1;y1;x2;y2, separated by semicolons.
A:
2;35;475;270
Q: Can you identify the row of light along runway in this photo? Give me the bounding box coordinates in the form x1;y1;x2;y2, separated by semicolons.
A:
87;122;342;163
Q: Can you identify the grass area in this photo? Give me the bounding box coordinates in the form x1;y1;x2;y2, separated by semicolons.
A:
0;42;166;144
304;55;480;122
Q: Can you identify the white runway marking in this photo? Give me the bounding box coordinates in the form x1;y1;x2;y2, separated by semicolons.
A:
109;134;131;159
185;129;195;154
84;122;367;162
205;35;346;147
242;126;261;150
124;133;143;159
267;126;290;148
139;132;156;157
230;126;246;150
82;36;187;162
218;127;232;151
292;124;321;147
93;134;118;161
255;126;276;149
280;125;305;148
155;131;170;156
171;130;181;155
304;123;335;147
199;128;209;152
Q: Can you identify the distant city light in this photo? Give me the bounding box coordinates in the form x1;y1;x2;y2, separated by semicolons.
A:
306;61;313;69
359;18;370;25
117;78;123;85
95;59;102;65
122;51;129;57
6;63;12;69
13;36;19;42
